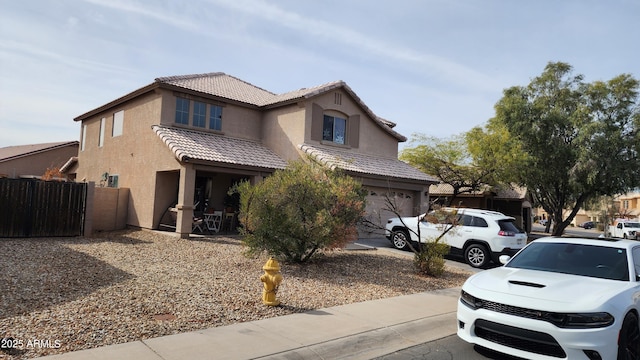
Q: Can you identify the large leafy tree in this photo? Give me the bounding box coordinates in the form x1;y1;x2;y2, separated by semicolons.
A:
400;134;494;206
400;128;525;206
488;62;640;235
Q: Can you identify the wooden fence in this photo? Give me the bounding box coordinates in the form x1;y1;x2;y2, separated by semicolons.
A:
0;178;87;237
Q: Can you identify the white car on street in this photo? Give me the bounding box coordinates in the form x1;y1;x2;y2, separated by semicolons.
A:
385;208;527;268
457;237;640;359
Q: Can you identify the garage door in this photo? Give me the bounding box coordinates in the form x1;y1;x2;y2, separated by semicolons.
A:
360;187;415;237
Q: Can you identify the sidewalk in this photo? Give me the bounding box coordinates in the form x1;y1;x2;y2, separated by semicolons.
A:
39;287;461;360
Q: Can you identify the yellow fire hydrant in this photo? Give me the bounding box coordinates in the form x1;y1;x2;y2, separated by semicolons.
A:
260;257;283;306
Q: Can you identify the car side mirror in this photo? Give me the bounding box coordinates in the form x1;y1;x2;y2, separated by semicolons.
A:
499;255;511;265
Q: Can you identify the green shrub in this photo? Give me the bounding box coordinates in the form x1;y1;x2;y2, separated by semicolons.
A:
413;242;450;277
234;159;366;263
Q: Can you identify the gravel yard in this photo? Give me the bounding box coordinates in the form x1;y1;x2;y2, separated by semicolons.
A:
0;229;471;359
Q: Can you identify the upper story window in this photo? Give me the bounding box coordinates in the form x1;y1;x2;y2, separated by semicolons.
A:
175;98;190;125
112;110;124;137
174;96;223;131
99;117;106;147
210;105;222;131
193;101;206;128
323;115;346;145
81;124;87;151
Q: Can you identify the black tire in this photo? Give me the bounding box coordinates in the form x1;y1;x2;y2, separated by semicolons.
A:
391;229;410;251
618;312;640;360
465;244;490;268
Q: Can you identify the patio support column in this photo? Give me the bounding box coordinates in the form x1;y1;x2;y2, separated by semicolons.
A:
176;163;196;238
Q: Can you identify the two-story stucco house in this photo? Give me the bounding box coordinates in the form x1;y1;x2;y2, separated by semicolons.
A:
72;72;436;237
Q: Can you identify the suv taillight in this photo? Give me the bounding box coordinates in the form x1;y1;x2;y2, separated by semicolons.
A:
498;230;515;236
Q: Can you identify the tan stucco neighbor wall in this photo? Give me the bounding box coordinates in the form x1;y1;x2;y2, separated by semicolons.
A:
0;145;79;179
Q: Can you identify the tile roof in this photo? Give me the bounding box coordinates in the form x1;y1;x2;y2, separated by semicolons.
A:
152;125;287;170
299;144;438;183
155;73;406;141
429;183;528;199
0;141;78;162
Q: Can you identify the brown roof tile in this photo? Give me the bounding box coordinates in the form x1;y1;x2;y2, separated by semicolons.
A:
153;125;287;170
155;73;406;142
429;183;528;199
299;144;437;183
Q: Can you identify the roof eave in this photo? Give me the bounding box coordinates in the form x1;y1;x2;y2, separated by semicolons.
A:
74;83;160;121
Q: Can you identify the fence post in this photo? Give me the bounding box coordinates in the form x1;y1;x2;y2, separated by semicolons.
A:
84;182;95;237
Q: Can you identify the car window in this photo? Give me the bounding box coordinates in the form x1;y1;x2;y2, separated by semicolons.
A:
460;215;473;226
498;219;524;233
633;247;640;280
506;242;629;281
470;216;488;227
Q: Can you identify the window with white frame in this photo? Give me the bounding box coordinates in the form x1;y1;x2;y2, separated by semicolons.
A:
193;101;206;127
323;115;346;144
112;110;124;137
210;105;222;131
99;117;106;147
81;124;87;151
175;98;189;125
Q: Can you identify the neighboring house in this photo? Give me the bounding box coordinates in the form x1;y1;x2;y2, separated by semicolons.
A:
0;141;79;180
618;192;640;219
534;192;639;231
72;72;437;237
429;183;532;233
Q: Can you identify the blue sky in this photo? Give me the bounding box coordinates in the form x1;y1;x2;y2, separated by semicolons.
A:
1;0;638;148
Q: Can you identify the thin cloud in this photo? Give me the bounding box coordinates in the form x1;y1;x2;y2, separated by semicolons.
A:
81;0;201;33
204;0;500;91
0;40;135;76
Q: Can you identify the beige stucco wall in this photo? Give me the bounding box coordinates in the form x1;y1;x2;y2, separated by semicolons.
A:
0;145;79;179
92;187;129;231
77;90;181;229
262;104;306;162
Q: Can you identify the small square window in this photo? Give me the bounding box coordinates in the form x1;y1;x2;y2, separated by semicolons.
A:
323;115;346;144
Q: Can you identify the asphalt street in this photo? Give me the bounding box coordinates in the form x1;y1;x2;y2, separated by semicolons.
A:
373;335;525;360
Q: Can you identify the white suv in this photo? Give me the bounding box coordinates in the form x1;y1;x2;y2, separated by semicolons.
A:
385;208;527;268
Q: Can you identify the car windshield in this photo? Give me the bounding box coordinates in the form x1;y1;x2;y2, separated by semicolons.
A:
505;242;629;281
624;222;640;228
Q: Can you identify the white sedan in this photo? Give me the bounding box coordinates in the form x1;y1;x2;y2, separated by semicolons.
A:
457;237;640;359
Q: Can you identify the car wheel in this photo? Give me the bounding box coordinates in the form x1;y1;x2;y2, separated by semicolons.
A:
465;244;489;268
391;230;410;251
618;312;640;360
624;234;628;239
